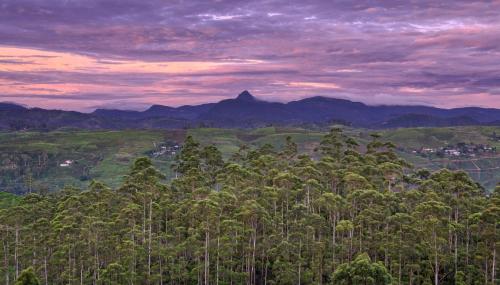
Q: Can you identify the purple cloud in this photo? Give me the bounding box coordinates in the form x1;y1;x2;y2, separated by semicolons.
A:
1;0;500;110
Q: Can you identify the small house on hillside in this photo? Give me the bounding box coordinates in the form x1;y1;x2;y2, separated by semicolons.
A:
60;160;74;167
444;149;461;156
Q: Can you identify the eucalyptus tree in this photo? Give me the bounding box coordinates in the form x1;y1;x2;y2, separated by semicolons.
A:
414;196;451;285
0;128;497;285
14;267;40;285
332;253;392;285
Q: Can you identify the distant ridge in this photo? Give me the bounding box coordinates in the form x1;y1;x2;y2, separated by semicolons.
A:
2;91;500;130
0;102;27;111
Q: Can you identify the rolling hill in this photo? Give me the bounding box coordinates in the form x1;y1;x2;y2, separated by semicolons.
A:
2;91;500;130
1;126;498;194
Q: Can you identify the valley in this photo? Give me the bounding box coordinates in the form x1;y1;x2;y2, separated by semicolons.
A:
1;126;498;194
3;1;499;283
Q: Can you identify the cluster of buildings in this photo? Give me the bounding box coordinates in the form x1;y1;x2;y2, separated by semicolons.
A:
413;143;496;158
491;132;500;142
150;142;181;158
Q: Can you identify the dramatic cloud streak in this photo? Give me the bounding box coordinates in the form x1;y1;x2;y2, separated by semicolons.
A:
1;0;500;111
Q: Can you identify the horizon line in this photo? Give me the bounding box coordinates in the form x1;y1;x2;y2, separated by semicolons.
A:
2;91;498;113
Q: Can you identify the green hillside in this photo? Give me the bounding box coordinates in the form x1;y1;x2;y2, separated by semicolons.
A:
0;130;185;193
188;127;325;157
380;126;500;148
378;126;500;190
1;126;499;194
2;127;497;285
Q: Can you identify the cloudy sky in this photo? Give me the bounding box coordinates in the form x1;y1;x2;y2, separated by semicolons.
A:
1;0;500;111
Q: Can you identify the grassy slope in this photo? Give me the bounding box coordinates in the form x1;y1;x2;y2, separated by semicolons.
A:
380;126;500;149
187;127;325;158
0;130;185;192
0;126;498;193
380;126;500;190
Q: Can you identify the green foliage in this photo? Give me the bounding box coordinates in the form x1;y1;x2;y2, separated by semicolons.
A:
454;271;466;285
2;126;500;194
0;130;179;193
0;130;498;285
15;267;40;285
0;191;20;209
332;253;392;285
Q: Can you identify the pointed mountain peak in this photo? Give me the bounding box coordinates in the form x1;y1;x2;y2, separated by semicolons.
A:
235;90;256;102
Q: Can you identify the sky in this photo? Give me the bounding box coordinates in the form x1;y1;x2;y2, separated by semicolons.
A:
1;0;500;111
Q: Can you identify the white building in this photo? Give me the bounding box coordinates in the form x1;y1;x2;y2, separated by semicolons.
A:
60;160;74;167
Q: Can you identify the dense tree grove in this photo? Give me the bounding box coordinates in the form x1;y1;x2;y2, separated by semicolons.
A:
1;129;498;284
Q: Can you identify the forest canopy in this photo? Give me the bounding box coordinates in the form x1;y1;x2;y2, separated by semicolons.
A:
1;129;498;285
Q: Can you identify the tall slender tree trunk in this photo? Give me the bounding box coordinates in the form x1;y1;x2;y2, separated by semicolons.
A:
158;219;163;285
143;199;146;244
198;256;202;285
454;208;458;274
359;225;363;252
264;256;268;285
485;257;488;285
434;230;439;285
466;220;470;267
159;252;163;285
298;239;301;285
80;259;84;285
95;232;100;284
331;213;336;271
148;198;153;283
215;214;221;285
448;214;452;253
306;186;310;212
492;246;496;284
68;246;72;285
216;235;220;285
252;225;257;285
204;224;210;285
286;199;290;242
14;227;19;280
349;228;353;262
398;252;402;285
44;254;48;285
384;222;389;268
3;239;9;285
131;219;136;285
32;236;37;267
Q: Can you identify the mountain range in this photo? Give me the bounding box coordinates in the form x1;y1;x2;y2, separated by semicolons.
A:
2;91;500;131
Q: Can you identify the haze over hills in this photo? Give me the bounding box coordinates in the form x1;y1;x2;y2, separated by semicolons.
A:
2;91;500;131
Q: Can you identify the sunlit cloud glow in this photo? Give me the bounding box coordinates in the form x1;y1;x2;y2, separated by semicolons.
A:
0;0;499;111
